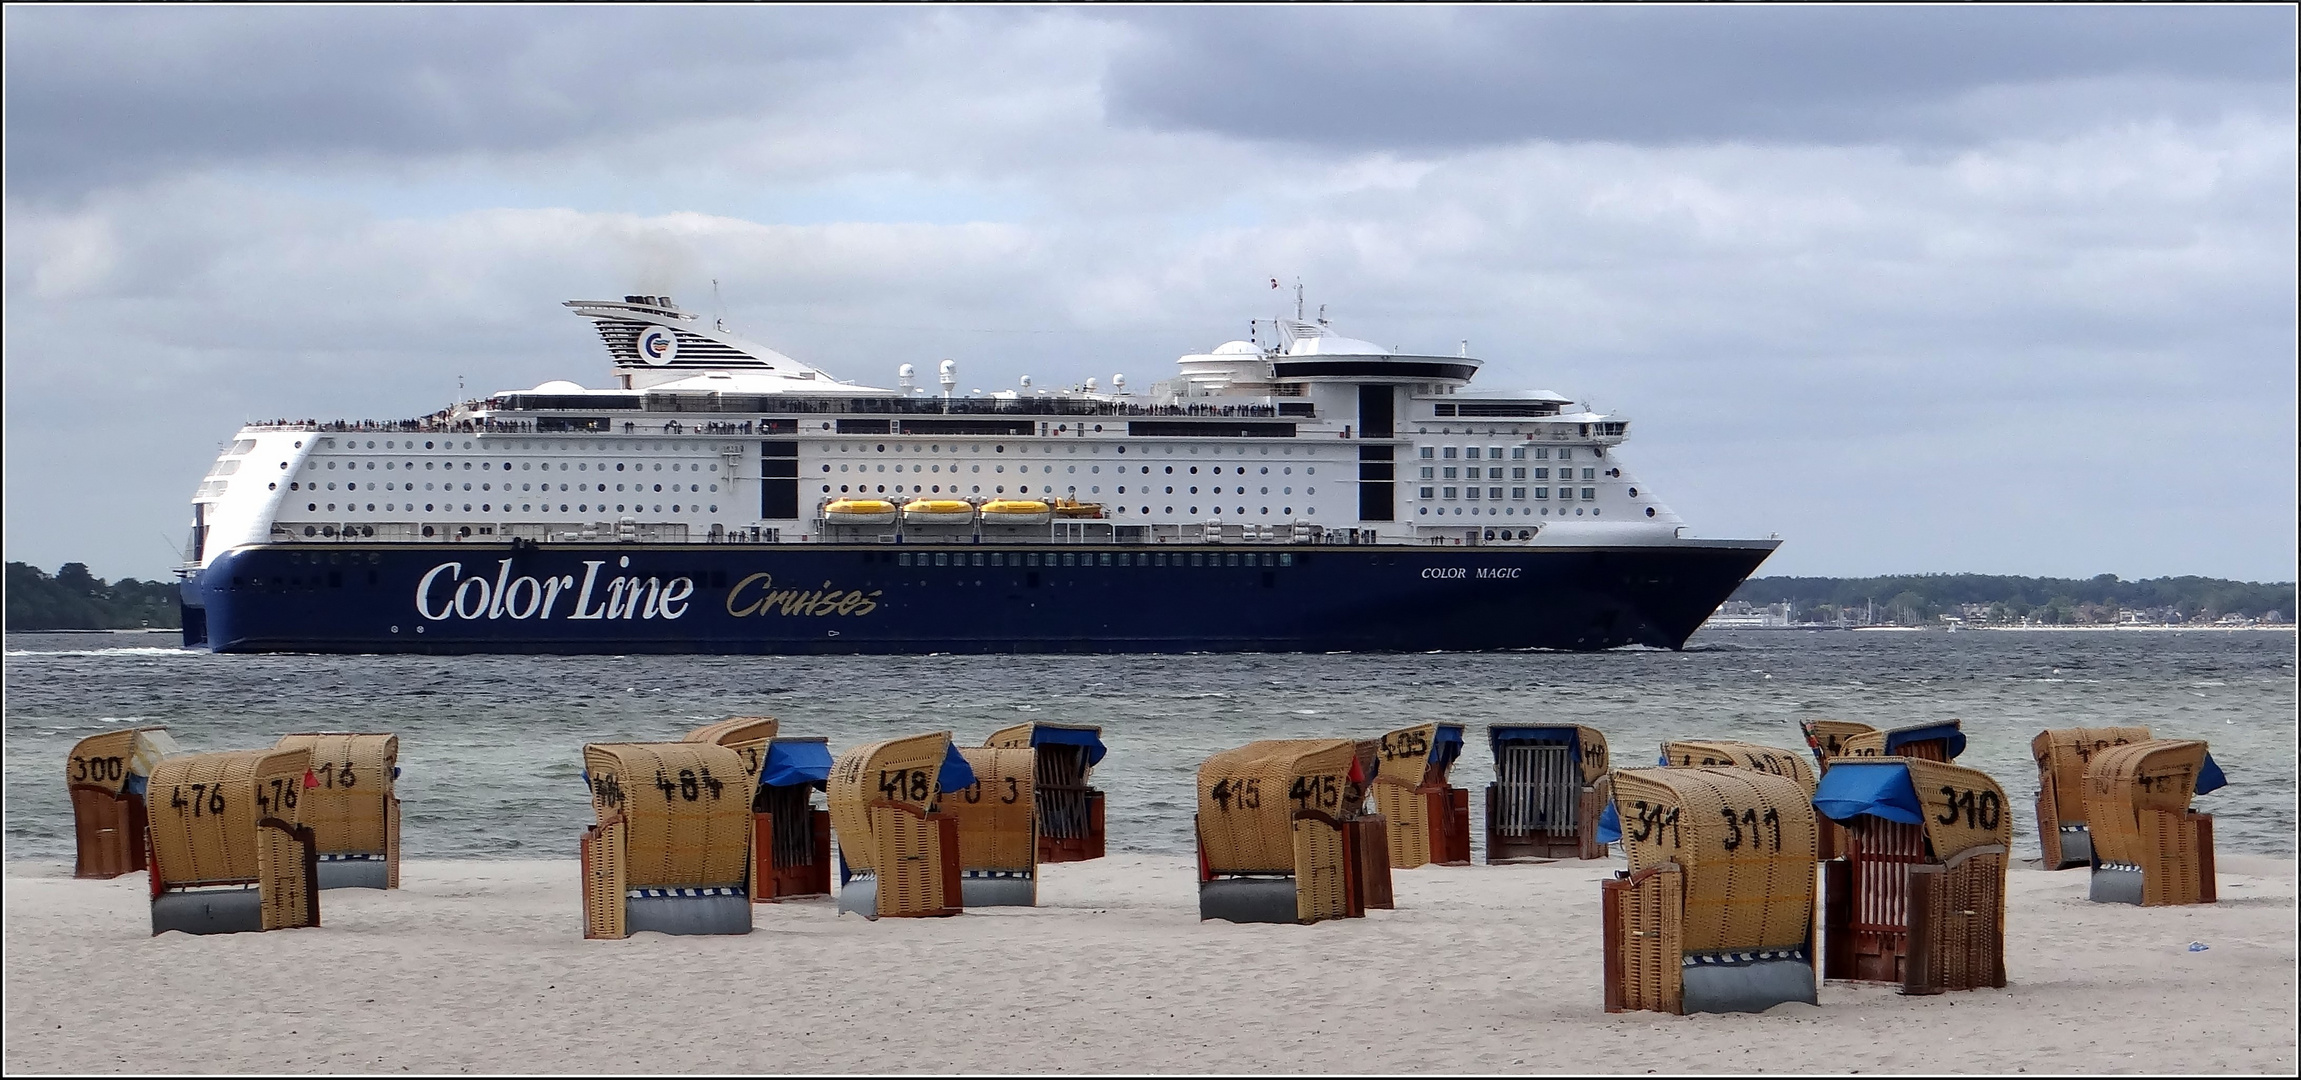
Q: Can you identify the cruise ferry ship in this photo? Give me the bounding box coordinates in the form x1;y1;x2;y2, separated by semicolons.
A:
178;294;1778;653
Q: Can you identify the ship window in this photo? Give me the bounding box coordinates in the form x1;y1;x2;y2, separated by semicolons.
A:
1533;448;1548;460
1465;447;1480;460
1558;449;1572;461
1027;553;1042;567
1583;488;1596;500
989;552;1004;566
1305;468;1314;475
1441;468;1456;480
1511;447;1526;460
1189;553;1204;567
1512;487;1527;500
1442;487;1458;499
1512;468;1526;480
1535;487;1550;499
1466;487;1481;500
1582;468;1596;481
1534;468;1548;480
1420;487;1435;499
1441;447;1456;459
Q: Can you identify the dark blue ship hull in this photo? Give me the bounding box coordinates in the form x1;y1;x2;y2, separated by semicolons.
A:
184;540;1777;654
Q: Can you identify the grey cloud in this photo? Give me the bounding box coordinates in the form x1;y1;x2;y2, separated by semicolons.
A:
1103;6;2295;150
1;6;907;196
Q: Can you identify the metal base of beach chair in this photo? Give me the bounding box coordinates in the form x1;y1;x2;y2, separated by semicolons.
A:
317;855;390;890
1682;953;1818;1014
2088;863;2144;905
2050;825;2092;870
959;871;1037;907
838;874;879;918
152;887;265;936
626;889;753;935
1199;876;1301;924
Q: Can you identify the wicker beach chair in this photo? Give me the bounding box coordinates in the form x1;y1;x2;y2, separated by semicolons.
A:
984;722;1108;863
146;748;320;936
828;733;970;920
2084;739;2226;906
1814;758;2011;993
1196;739;1371;924
946;747;1040;906
1799;719;1877;765
2029;727;2152;870
1838;721;1967;762
66;726;182;879
579;742;755;938
684;717;832;901
273;733;400;889
1661;739;1826;856
1602;768;1819;1014
1370;723;1470;869
1486;725;1611;862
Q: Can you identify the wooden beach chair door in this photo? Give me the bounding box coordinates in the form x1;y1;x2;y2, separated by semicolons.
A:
1604;864;1685;1014
871;803;961;918
1830;818;1927;983
1904;846;2009;994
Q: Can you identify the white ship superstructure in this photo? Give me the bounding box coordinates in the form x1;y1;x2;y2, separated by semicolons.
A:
185;294;1690;566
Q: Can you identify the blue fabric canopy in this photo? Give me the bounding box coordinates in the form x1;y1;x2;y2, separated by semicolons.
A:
1029;725;1108;766
1492;726;1582;763
1597;799;1622;844
938;741;977;792
1885;722;1967;761
1430;724;1465;767
760;740;834;789
2198;752;2228;795
1812;761;1925;824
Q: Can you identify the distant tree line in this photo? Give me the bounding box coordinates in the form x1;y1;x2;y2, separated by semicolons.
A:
1731;573;2296;626
4;562;181;630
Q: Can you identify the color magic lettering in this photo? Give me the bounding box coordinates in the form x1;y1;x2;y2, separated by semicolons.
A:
414;559;694;621
725;573;883;618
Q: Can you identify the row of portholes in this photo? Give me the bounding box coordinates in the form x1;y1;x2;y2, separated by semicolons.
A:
325;439;704;454
1418;506;1597;517
895;550;1293;568
828;462;1315;477
314;459;719;474
303;502;720;515
829;442;1310;457
293;481;719;494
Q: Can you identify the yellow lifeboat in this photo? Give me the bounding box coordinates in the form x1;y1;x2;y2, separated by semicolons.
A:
979;499;1053;525
822;498;898;525
1051;498;1106;519
901;498;977;525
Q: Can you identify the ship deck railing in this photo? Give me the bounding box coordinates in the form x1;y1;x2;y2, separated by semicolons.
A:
265;521;1402;546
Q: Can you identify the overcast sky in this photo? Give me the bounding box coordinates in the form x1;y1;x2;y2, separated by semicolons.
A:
5;5;2295;583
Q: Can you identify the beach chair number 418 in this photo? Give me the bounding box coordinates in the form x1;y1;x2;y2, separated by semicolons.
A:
877;768;931;802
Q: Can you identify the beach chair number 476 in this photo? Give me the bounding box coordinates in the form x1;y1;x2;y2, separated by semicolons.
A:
253;778;300;814
169;784;229;817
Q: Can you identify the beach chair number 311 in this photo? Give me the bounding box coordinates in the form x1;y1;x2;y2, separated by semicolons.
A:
1625;800;1787;852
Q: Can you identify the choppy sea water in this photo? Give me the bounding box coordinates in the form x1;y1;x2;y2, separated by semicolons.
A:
5;628;2293;862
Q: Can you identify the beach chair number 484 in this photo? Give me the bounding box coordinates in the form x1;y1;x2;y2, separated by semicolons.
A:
656;768;725;801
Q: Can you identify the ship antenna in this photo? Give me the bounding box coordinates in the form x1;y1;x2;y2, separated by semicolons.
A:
1294;279;1304;322
711;278;726;332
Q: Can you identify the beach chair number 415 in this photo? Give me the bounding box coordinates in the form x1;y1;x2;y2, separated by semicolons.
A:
877;769;931;802
1936;787;2002;829
1289;774;1340;810
1208;777;1262;811
656;767;725;802
71;756;126;784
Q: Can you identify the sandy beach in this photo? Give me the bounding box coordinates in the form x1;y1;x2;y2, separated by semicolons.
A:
5;854;2293;1074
